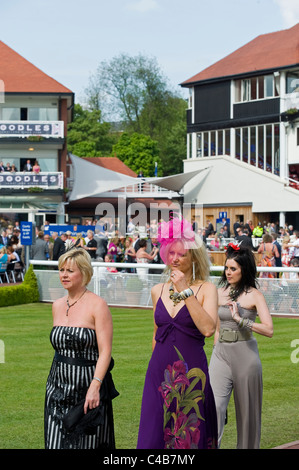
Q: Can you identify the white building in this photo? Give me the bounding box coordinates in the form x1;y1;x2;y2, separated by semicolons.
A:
181;23;299;231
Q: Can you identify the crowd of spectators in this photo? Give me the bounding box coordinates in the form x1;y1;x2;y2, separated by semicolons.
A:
1;216;299;281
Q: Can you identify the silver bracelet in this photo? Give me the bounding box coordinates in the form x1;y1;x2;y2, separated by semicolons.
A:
93;376;103;384
180;288;194;300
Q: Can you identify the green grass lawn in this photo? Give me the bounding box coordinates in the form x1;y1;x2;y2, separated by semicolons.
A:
0;303;298;449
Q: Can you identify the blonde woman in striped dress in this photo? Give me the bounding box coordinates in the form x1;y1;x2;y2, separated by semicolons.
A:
44;248;118;449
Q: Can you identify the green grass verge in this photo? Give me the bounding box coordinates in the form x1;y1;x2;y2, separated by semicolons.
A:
0;303;298;449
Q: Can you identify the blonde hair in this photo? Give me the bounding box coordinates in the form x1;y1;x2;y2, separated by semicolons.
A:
58;248;93;286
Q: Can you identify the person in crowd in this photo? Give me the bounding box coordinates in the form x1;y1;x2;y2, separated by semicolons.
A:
252;222;264;238
208;231;220;251
205;219;214;237
83;230;97;259
137;218;218;449
135;239;159;281
257;233;280;278
127;217;135;234
0;229;8;246
235;227;255;250
104;253;118;273
23;159;33;171
10;164;17;173
94;229;108;261
52;232;67;261
107;236;119;262
287;230;299;261
281;235;291;268
44;233;54;260
0;161;5;172
209;243;273;449
6;245;20;263
233;219;242;237
123;237;136;272
31;231;49;261
271;233;282;277
44;248;118;449
0;246;8;270
32;160;41;173
5;163;12;172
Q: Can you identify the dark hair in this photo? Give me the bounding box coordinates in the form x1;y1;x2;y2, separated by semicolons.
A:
219;245;258;298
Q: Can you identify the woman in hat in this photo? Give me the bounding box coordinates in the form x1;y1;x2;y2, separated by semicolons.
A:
137;217;218;449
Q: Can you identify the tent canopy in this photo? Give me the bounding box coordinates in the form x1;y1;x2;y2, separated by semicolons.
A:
68;153;206;201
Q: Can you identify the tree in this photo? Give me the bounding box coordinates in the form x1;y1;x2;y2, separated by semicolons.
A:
112;133;162;177
86;53;168;130
85;53;188;175
67;104;117;157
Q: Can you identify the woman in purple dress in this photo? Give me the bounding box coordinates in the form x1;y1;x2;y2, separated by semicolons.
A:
137;218;218;449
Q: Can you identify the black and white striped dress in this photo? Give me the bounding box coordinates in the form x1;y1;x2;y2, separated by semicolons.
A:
44;326;115;449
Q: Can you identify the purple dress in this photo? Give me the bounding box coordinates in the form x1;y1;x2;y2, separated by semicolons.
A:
137;286;218;449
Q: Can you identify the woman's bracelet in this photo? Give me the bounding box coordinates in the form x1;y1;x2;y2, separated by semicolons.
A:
180;288;194;300
238;318;254;330
93;376;103;384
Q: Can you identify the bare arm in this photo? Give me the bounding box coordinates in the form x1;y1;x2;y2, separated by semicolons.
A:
84;297;113;413
229;290;273;338
151;284;161;350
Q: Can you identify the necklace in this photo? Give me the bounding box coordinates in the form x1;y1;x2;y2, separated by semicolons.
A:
169;282;193;306
66;289;87;316
229;286;238;302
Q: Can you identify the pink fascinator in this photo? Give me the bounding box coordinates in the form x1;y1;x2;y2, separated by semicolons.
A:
157;217;196;264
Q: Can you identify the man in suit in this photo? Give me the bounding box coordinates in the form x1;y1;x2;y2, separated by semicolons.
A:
24;159;33;171
52;232;67;261
31;231;49;260
234;227;255;250
44;233;54;260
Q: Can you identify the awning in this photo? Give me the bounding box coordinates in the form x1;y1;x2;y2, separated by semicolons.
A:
69;153;207;201
69;153;138;201
146;169;207;193
0;201;56;212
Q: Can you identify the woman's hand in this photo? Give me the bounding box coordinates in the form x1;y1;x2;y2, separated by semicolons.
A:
84;380;101;414
228;301;241;323
170;269;189;292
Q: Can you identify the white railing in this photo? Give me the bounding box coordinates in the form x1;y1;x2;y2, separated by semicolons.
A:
31;260;299;316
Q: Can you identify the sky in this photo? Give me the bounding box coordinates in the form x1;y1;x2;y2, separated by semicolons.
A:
1;0;299;104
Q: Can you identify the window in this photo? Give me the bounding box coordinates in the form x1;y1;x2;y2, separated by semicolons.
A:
265;75;274;97
2;108;20;120
286;72;299;94
28;108;58;120
234;74;278;103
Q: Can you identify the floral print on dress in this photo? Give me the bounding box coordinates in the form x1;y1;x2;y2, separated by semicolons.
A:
158;346;207;449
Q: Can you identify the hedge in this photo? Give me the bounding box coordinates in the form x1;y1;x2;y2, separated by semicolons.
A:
0;265;40;307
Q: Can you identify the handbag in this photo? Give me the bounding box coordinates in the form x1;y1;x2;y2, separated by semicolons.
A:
62;358;119;435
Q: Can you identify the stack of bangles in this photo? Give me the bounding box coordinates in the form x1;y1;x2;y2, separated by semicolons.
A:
169;286;194;306
238;318;254;330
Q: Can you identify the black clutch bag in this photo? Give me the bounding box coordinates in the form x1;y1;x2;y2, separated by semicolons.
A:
62;358;119;435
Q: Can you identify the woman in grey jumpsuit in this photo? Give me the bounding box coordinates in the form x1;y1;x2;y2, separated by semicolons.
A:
209;243;273;448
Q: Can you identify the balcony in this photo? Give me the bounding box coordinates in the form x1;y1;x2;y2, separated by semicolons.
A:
0;171;63;190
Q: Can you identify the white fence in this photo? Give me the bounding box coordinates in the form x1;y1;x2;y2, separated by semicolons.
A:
31;260;299;317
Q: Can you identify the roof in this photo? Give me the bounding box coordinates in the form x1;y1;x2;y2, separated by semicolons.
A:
0;41;73;94
82;157;137;177
181;23;299;86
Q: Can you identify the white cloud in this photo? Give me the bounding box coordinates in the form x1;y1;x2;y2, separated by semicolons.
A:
126;0;159;13
274;0;299;27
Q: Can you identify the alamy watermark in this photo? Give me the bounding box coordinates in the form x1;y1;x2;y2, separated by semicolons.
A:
0;340;4;363
94;198;203;240
290;339;299;364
